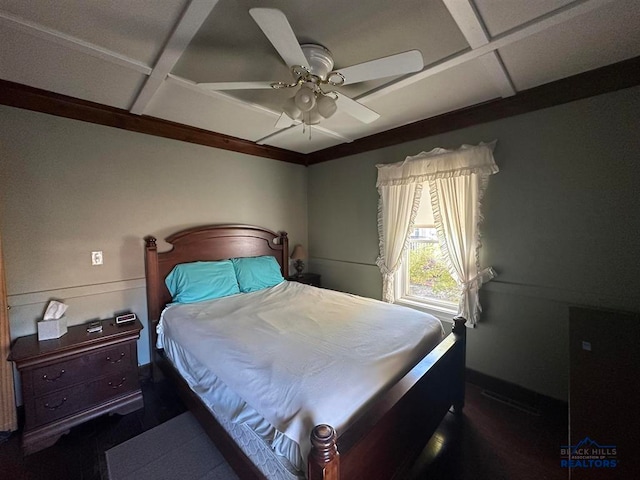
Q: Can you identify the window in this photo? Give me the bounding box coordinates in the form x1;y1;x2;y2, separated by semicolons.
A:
376;142;497;325
403;226;461;306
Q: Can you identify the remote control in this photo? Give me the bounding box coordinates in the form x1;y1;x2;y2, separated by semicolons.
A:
86;321;102;333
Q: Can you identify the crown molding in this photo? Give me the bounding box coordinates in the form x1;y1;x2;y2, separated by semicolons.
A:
0;79;305;165
1;56;638;167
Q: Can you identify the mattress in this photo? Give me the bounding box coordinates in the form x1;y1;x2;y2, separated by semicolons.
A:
157;281;444;473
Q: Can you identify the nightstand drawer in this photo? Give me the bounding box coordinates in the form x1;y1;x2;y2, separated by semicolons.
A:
92;369;139;403
88;343;135;375
33;369;139;426
31;343;134;396
34;383;88;426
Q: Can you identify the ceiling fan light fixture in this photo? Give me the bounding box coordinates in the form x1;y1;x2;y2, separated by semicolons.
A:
283;97;302;120
294;85;316;112
317;94;337;118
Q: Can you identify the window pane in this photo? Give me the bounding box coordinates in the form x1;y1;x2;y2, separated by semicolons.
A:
407;228;460;304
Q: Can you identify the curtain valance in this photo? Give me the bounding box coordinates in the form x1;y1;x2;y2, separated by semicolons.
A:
376;141;498;186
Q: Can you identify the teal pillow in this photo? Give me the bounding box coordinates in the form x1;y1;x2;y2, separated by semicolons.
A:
165;260;240;304
231;256;285;293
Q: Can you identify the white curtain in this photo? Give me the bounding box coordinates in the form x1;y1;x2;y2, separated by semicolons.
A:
0;233;17;433
376;142;498;325
375;181;423;303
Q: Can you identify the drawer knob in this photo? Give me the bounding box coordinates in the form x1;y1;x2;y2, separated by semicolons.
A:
106;352;125;364
109;377;127;389
44;397;67;410
42;370;66;382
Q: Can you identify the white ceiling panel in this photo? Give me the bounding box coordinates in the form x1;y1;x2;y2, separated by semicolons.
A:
0;0;188;65
143;77;281;141
499;0;640;91
0;27;146;109
0;0;638;155
474;0;575;37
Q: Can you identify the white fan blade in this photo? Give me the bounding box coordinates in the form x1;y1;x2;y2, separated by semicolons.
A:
197;81;274;90
274;112;296;128
339;50;424;85
335;93;380;124
249;8;309;68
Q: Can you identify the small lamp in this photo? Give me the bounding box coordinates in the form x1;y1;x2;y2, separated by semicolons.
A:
290;244;307;277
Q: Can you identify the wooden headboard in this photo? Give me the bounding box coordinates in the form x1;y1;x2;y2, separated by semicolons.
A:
144;224;288;355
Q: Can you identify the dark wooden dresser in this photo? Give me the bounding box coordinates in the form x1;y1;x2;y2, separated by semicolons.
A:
8;318;144;454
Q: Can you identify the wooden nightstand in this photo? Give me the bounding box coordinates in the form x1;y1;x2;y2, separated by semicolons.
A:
8;318;144;454
288;273;321;287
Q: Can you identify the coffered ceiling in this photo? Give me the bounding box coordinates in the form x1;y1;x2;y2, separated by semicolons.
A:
1;0;639;156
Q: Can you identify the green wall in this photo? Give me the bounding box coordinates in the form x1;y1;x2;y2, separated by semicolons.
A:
308;86;640;401
3;86;639;403
0;105;308;370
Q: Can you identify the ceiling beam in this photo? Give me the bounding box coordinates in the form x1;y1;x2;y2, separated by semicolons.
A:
442;0;515;97
0;79;304;165
130;0;220;114
306;55;640;164
441;0;490;49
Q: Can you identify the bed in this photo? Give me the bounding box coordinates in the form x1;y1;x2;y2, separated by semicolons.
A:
144;224;466;480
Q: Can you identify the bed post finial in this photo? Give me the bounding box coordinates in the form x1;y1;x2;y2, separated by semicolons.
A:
308;424;340;480
146;236;157;249
452;316;467;335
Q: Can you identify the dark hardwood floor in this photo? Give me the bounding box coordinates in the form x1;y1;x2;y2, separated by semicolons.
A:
409;384;568;480
0;378;568;480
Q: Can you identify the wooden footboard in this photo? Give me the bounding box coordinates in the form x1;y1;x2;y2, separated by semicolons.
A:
308;317;466;480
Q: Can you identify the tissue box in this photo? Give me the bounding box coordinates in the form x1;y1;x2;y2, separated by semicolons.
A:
37;318;68;341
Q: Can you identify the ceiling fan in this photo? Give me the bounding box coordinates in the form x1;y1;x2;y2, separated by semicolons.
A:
197;8;424;130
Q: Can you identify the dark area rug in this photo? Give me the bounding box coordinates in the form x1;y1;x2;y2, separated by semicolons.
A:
105;411;238;480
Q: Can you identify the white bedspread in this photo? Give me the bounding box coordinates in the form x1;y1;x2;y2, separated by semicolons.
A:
157;281;444;464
